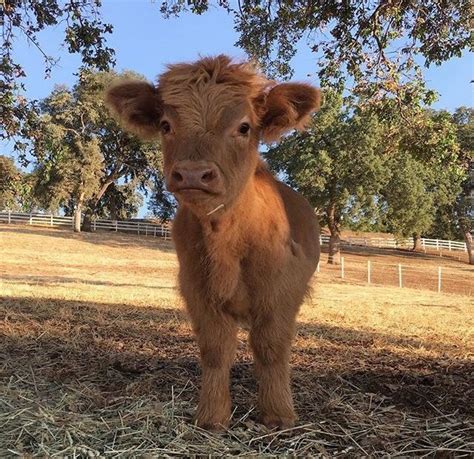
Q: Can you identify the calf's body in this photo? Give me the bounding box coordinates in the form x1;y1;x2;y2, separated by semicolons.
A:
106;56;321;429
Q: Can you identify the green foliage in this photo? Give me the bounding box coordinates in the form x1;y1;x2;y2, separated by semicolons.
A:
160;1;472;100
147;178;176;222
26;70;162;223
0;155;37;211
1;0;114;143
452;107;474;236
0;155;22;210
267;92;467;243
96;183;144;220
267;91;390;236
382;109;464;238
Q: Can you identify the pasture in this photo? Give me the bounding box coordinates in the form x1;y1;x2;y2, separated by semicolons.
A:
0;225;473;456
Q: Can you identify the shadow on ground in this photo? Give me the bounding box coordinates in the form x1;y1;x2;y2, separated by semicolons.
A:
1;295;471;421
0;274;178;291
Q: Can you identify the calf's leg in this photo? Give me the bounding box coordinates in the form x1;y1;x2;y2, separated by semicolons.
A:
191;310;237;429
250;310;297;429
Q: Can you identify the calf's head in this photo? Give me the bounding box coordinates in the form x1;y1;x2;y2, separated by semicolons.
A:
106;55;320;217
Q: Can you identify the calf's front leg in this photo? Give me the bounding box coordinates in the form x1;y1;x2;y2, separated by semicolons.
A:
191;310;237;430
250;311;297;429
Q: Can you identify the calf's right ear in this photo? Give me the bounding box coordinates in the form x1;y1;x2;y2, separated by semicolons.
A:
105;80;162;139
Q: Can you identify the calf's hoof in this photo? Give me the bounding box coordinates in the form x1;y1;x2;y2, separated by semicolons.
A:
195;419;228;431
262;414;296;430
195;406;230;431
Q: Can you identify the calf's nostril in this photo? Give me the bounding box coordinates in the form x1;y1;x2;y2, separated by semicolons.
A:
172;171;183;182
201;170;215;183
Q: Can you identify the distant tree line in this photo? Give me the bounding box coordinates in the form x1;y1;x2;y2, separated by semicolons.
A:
267;96;473;264
0;1;472;263
1;70;174;231
1;70;472;264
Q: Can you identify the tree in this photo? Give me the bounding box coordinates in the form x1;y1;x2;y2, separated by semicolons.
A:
3;1;471;146
0;155;22;210
1;0;114;145
28;70;160;232
381;109;464;250
267;91;390;263
0;155;38;211
147;176;176;222
451;107;473;264
95;182;144;221
160;1;471;98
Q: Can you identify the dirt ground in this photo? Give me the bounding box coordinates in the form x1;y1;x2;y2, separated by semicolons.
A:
0;225;473;456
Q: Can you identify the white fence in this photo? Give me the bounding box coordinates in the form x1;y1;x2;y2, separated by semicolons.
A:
322;235;467;252
0;211;171;239
0;210;468;252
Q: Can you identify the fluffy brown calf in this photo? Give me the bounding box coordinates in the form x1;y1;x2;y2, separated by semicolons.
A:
106;55;321;430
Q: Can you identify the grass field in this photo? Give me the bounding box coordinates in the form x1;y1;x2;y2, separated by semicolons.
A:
0;225;473;456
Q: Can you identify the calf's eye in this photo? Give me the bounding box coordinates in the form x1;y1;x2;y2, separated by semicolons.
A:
160;120;171;134
238;122;250;135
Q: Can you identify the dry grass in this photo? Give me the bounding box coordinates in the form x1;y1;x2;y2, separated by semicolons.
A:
0;224;473;457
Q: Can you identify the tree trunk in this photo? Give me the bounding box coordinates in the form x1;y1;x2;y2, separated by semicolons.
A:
327;203;341;264
73;193;84;233
82;208;94;232
412;233;422;251
81;179;115;232
462;228;474;265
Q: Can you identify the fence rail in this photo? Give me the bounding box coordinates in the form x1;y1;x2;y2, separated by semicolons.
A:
0;210;468;252
0;211;171;239
318;235;467;252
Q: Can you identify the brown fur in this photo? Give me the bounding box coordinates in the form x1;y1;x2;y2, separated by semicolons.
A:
105;55;321;430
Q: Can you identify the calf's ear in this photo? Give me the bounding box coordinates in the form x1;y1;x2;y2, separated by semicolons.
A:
260;83;321;142
105;80;162;139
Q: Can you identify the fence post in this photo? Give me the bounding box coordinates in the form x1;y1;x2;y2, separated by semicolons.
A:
138;223;140;235
436;239;439;250
367;260;371;285
154;226;156;238
8;210;11;224
93;219;96;231
398;264;402;288
341;257;345;279
438;267;442;293
115;221;118;232
50;214;53;227
448;240;452;251
29;213;33;225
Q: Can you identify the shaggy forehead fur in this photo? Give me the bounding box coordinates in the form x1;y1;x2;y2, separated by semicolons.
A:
158;55;269;130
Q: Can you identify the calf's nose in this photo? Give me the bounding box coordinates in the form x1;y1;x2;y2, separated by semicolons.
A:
168;162;222;193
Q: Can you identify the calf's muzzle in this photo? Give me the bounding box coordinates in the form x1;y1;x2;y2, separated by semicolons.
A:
167;160;223;195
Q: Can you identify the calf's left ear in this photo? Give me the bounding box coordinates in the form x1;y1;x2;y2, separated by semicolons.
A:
260;83;321;142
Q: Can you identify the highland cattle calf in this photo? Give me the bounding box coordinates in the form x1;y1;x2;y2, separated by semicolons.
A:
106;55;321;430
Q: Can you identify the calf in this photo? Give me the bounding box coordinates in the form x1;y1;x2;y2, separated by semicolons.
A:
106;55;321;430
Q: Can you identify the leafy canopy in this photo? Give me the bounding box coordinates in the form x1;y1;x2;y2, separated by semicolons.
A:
27;70;164;219
1;0;114;142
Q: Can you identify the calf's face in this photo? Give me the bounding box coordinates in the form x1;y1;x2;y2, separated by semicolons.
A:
105;56;321;216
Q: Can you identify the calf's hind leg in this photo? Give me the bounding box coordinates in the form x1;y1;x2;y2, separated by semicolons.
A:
250;309;297;429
